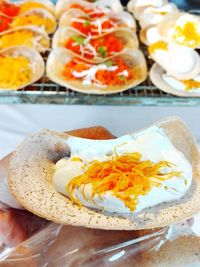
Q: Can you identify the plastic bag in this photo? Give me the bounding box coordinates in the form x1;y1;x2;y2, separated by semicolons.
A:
0;215;199;267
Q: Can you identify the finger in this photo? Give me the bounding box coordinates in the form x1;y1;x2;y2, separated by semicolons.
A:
66;126;116;140
0;210;27;247
0;154;23;209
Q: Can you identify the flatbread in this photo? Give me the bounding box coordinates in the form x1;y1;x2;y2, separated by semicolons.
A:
46;48;147;95
8;117;200;230
150;63;200;97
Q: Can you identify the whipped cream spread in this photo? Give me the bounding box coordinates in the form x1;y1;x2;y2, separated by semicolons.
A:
146;26;161;44
163;74;200;93
53;126;192;214
152;43;199;79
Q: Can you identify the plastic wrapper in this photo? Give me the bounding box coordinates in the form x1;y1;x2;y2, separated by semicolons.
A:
0;212;200;267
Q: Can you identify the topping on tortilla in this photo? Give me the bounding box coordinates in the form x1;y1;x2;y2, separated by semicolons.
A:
71;16;121;36
62;57;138;87
0;55;32;89
65;34;124;59
67;152;182;211
148;41;168;55
11;14;54;32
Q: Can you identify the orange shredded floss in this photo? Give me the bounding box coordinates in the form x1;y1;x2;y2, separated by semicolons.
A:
182;79;200;91
66;152;181;211
148;41;168;55
173;22;200;48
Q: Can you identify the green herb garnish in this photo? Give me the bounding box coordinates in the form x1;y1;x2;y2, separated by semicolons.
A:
119;76;127;81
105;60;114;67
71;35;86;45
98;46;108;57
83;20;91;26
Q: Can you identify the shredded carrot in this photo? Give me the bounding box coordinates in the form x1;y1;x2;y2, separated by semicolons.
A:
66;152;181;211
69;4;105;19
0;1;19;17
71;16;120;36
148;41;168;55
173;21;200;48
65;33;124;59
62;57;138;86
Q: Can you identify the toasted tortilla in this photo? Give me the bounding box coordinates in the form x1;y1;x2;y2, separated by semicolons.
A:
0;46;45;91
59;9;136;37
46;47;147;95
15;8;57;34
8;117;200;230
55;0;123;18
0;25;50;52
150;63;200;97
52;27;139;63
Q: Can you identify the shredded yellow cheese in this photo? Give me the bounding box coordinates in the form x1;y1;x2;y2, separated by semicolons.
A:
19;2;51;14
0;56;32;89
148;41;168;55
66;152;181;211
173;22;200;48
11;14;54;32
0;30;34;50
182;79;200;91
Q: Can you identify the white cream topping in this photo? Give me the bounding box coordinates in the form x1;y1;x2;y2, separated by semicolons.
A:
53;126;192;214
163;74;200;93
146;26;161;44
152;43;198;78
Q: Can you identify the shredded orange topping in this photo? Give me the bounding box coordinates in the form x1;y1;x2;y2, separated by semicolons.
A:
148;41;168;55
62;57;139;86
66;152;181;211
11;14;54;32
173;22;200;48
0;55;32;89
182;79;200;91
19;2;52;14
0;30;48;50
0;30;34;50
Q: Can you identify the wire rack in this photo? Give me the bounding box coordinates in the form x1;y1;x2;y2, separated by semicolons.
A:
0;6;200;106
0;50;199;106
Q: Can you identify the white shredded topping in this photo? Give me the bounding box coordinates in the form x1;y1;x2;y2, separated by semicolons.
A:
72;64;118;86
117;70;129;77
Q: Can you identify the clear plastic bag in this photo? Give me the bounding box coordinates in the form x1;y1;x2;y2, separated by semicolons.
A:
0;214;199;267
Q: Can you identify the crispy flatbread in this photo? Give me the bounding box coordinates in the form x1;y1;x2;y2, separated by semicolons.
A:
150;63;200;97
8;117;200;230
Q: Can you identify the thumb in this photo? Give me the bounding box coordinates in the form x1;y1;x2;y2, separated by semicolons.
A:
0;154;23;210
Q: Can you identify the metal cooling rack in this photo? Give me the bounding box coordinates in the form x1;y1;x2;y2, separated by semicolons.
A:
0;50;199;106
0;6;200;106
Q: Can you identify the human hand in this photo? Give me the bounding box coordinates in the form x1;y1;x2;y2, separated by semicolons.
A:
0;126;115;247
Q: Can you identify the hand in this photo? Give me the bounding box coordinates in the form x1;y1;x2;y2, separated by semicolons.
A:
0;126;115;247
